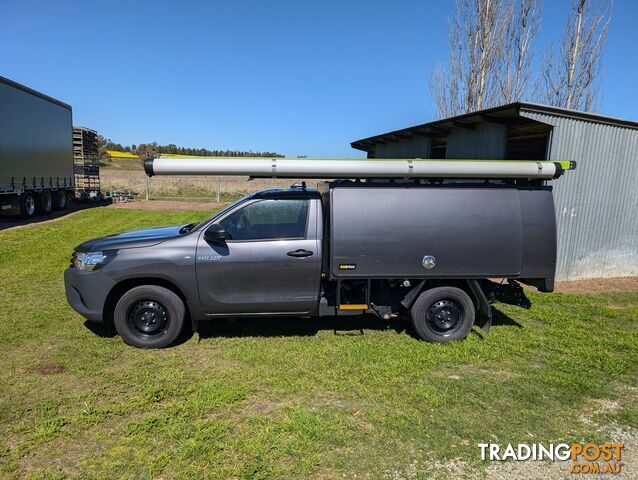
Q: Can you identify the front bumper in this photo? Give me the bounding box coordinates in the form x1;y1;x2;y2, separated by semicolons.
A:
64;268;116;322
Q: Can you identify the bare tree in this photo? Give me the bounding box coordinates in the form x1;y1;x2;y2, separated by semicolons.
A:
429;0;513;118
500;0;542;103
539;0;611;111
430;65;459;119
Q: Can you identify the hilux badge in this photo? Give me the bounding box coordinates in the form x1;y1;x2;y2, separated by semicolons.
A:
422;255;436;269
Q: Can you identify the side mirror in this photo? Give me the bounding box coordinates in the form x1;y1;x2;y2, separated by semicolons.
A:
205;224;228;242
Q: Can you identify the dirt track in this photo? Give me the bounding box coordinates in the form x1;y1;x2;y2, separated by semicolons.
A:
554;276;638;294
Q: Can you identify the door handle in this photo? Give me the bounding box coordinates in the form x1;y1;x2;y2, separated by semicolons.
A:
287;249;314;258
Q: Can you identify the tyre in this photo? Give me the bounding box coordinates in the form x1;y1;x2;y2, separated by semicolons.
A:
36;190;53;215
19;191;36;219
52;191;67;210
113;285;185;348
65;192;74;209
410;287;475;342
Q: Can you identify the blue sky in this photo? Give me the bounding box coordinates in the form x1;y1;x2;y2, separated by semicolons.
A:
1;0;637;157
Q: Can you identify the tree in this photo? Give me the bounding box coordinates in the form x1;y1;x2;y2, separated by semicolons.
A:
96;135;112;166
430;0;514;117
500;0;542;103
98;137;284;159
134;142;160;160
539;0;611;111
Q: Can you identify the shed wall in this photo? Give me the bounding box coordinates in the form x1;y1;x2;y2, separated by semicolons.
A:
522;110;638;280
374;136;430;158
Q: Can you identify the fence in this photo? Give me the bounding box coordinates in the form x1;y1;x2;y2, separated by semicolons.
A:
100;171;325;202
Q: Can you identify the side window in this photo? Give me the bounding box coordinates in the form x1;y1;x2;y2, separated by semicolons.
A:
220;199;309;241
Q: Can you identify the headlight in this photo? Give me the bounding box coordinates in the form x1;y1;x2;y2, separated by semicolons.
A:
72;250;117;271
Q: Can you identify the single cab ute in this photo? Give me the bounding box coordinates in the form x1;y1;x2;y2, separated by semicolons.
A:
65;180;558;348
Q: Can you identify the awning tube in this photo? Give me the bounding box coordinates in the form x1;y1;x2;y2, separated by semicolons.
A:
145;157;575;180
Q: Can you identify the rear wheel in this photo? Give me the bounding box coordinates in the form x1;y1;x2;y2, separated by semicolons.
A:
113;285;185;348
65;192;74;209
410;287;475;342
19;191;36;219
53;191;67;210
36;190;53;215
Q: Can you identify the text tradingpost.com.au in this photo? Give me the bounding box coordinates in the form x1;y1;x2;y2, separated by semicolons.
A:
478;443;624;475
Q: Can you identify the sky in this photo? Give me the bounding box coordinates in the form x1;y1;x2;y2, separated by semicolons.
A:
1;0;637;157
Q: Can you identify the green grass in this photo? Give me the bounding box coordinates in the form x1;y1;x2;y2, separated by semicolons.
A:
0;208;637;479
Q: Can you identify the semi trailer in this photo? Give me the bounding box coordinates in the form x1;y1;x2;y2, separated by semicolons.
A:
0;76;74;218
64;157;575;348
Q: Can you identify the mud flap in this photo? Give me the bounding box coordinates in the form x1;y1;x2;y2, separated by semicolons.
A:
191;316;199;335
466;280;492;333
400;280;426;310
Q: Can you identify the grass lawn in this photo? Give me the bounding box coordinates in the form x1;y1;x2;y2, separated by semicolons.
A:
0;207;636;479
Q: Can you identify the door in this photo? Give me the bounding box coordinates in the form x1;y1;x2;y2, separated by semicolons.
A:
196;198;321;315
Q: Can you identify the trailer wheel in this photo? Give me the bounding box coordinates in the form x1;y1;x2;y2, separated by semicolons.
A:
53;191;67;210
19;191;37;219
65;192;74;209
36;190;53;215
410;287;475;342
113;285;185;349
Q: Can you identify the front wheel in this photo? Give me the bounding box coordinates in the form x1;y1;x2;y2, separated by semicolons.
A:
410;287;475;342
113;285;185;348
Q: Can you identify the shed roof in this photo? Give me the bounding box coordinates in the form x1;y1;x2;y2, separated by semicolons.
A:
351;102;638;153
